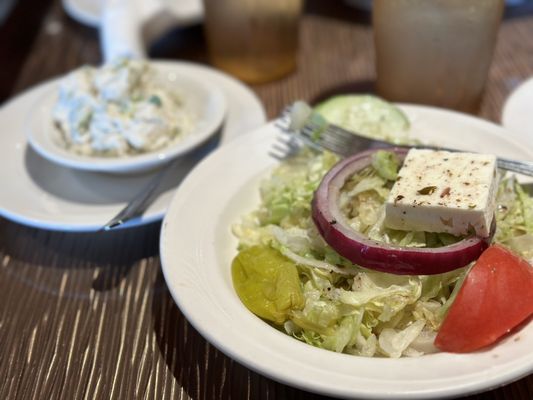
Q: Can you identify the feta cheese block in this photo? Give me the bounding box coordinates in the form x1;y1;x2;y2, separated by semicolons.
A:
384;149;498;237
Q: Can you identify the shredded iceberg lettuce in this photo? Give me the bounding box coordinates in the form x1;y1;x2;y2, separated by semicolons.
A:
371;150;400;181
494;176;533;262
232;150;533;358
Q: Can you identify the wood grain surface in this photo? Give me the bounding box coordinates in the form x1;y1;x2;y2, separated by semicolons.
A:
1;1;532;399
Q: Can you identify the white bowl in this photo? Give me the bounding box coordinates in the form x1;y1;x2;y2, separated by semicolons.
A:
26;62;227;174
160;108;533;399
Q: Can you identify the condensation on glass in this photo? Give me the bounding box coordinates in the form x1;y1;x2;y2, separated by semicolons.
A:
373;0;504;113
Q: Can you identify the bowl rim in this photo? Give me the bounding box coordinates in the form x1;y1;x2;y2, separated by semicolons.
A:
25;63;227;174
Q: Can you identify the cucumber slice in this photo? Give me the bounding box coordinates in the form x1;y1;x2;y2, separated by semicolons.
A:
314;95;411;144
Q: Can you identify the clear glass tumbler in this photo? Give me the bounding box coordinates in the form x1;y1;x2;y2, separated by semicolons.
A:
202;0;303;84
373;0;504;113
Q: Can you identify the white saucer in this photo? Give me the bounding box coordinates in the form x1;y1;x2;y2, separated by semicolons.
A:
62;0;203;28
0;61;265;232
62;0;102;27
502;76;533;148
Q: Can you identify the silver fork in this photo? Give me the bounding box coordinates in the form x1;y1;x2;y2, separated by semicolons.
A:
274;102;533;177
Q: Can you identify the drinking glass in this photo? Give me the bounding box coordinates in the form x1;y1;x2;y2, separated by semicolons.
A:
202;0;304;84
373;0;504;113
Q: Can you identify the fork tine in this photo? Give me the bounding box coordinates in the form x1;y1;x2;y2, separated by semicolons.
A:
273;117;290;132
276;132;297;147
269;131;301;160
268;147;289;161
273;120;288;132
268;142;290;160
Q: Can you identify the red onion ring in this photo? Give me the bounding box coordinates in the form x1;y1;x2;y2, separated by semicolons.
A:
311;148;491;275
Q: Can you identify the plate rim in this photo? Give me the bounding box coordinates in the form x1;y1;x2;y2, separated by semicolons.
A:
160;107;533;399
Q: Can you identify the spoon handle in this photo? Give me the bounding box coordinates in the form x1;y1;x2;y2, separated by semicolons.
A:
101;161;174;231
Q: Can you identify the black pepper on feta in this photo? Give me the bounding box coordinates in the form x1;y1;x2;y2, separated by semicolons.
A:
383;149;498;237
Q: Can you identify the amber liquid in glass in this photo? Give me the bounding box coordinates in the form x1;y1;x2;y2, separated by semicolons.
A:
203;0;303;84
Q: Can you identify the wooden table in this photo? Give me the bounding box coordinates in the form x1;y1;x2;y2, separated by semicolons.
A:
1;1;532;399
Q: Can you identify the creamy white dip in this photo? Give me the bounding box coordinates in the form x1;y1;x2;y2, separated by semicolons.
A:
53;58;194;157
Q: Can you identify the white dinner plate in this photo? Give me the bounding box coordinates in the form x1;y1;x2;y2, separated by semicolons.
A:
160;106;533;399
27;65;227;174
0;61;265;232
502;76;533;148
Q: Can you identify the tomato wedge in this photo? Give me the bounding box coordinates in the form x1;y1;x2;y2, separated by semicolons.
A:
435;245;533;353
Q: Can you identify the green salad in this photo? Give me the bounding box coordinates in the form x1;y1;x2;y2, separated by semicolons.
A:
231;96;533;358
